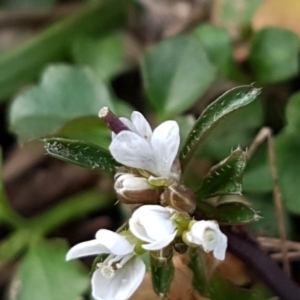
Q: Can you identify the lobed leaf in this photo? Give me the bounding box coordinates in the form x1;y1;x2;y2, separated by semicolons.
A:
180;85;261;171
44;137;120;173
197;148;247;199
9;65;114;141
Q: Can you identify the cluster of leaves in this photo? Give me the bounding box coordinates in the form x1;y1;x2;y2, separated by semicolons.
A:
0;0;300;299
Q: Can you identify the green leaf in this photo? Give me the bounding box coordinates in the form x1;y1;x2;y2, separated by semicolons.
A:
13;240;89;300
285;91;300;134
194;24;232;69
72;33;128;81
199;99;263;161
197;200;260;225
180;85;261;170
275;132;300;214
197;148;247;199
9;64;114;141
0;0;128;101
141;34;216;118
57;116;111;149
44;137;120;172
150;247;174;296
188;247;210;297
249;27;299;84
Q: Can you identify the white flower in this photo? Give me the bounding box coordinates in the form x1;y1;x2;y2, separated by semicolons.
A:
109;111;180;180
129;205;178;251
66;229;145;300
185;220;227;260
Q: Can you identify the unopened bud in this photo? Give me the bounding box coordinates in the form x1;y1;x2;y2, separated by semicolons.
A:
114;173;162;205
160;182;196;214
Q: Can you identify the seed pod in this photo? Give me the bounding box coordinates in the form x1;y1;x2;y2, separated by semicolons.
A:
160;182;196;214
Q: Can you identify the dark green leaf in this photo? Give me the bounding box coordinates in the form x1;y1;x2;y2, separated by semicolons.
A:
197;148;247;199
249;27;299;84
197;201;260;225
180;85;261;170
285;92;300;134
141;34;216;118
13;240;89;300
188;247;211;297
44;137;120;172
0;0;56;9
72;33;128;81
9;65;114;141
150;247;174;296
275;132;300;214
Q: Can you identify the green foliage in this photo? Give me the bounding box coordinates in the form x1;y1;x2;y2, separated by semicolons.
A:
72;33;128;81
13;240;89;300
0;0;128;101
44;137;120;173
150;248;174;296
9;65;114;141
141;34;216;118
197;200;260;225
249;27;299;84
194;24;232;68
0;0;56;9
180;85;261;170
197;148;247;199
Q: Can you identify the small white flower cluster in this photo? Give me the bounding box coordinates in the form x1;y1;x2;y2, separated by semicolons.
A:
66;110;228;300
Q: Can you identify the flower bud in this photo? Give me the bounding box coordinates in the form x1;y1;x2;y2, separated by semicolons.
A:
114;173;162;205
160;182;196;214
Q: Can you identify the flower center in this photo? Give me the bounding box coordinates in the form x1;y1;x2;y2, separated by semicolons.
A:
203;229;217;246
97;253;134;278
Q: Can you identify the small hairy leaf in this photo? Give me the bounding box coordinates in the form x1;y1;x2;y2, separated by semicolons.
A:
197;148;247;199
44;137;120;173
197;201;261;225
180;85;261;171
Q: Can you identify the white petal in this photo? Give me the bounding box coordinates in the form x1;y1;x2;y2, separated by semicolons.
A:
213;232;228;261
109;131;157;174
115;257;146;299
66;239;109;261
111;118;135;139
142;230;177;251
151;121;180;177
91;257;145;300
95;229;134;255
131;111;152;142
129;216;153;243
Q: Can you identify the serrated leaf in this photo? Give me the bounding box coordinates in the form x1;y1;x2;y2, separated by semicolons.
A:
249;27;299;84
141;34;216;118
44;137;120;173
9;64;114;141
150;247;174;296
180;85;261;171
13;240;89;300
197;201;260;225
197;148;247;199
